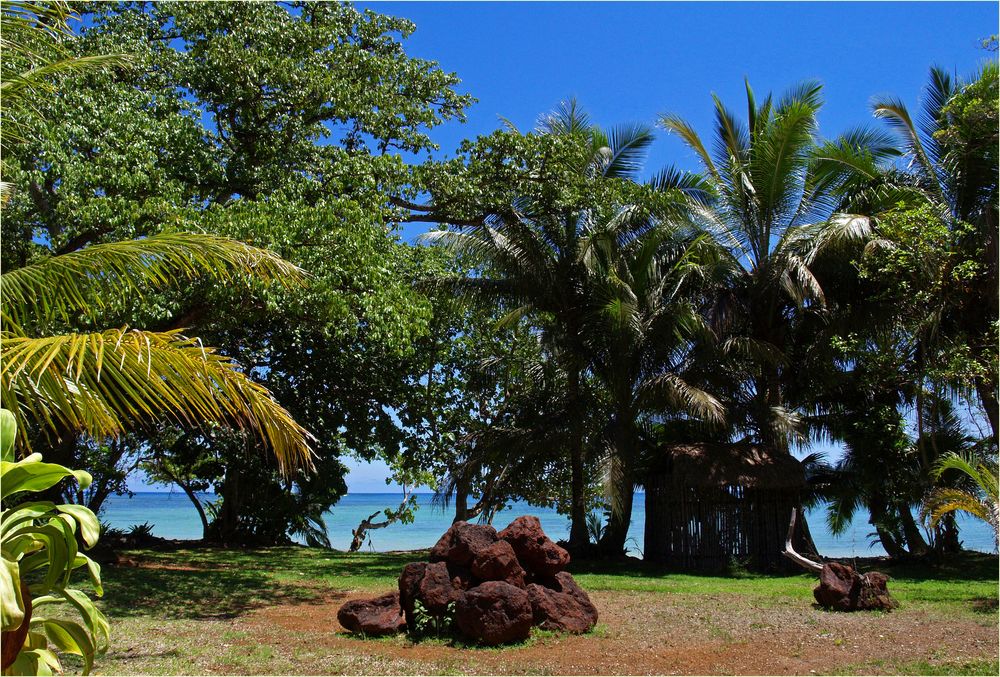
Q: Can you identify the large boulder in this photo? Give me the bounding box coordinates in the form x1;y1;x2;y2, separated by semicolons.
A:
499;516;570;577
418;561;466;614
813;562;898;611
337;592;406;636
430;521;499;566
398;561;427;627
455;581;533;645
525;583;596;634
472;540;527;588
535;571;599;626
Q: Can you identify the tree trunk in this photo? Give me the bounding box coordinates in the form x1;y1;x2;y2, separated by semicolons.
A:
350;490;411;552
792;506;821;559
598;410;635;556
567;366;589;548
975;375;999;446
211;462;243;543
453;474;471;524
870;499;906;558
935;513;962;553
158;466;210;539
598;479;634;556
898;505;928;556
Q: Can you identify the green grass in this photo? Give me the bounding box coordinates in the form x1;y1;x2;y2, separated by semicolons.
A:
67;546;999;675
569;551;999;615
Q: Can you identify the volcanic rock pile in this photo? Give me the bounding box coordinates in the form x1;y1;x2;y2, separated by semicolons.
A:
337;516;599;645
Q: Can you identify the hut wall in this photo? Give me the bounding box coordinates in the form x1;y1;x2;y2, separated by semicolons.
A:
644;474;798;572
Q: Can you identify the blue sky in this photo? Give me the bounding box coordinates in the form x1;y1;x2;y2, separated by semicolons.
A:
136;1;996;493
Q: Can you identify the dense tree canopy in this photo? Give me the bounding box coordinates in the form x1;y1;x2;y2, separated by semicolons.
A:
2;1;994;560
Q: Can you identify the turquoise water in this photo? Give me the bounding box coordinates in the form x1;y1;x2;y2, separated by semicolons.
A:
100;492;997;558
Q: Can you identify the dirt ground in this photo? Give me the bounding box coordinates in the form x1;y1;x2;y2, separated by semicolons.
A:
231;588;997;675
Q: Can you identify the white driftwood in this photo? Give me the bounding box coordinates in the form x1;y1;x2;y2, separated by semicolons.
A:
782;507;824;573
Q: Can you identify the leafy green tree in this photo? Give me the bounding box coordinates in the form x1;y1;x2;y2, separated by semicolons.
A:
802;65;997;555
0;0;127;203
396;254;565;524
1;1;476;538
812;64;997;446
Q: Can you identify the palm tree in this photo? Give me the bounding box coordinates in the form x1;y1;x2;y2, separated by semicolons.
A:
422;101;664;547
923;451;999;549
658;80;830;450
584;220;725;555
0;232;314;471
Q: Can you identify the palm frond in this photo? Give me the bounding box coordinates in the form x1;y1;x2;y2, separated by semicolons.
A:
647;166;714;206
645;372;725;424
922;489;998;541
808;126;900;205
872;94;946;203
711;92;749;171
658;113;719;180
0;233;307;327
0;328;314;472
0;53;131;104
918;66;954;168
601;122;656;180
537;97;591;135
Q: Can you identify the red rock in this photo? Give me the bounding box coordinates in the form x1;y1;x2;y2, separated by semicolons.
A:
418;561;464;614
429;521;499;566
398;561;427;627
446;562;476;590
337;592;406;636
455;581;533;645
537;571;599;626
525;583;596;633
499;516;570;577
813;562;898;611
472;540;527;588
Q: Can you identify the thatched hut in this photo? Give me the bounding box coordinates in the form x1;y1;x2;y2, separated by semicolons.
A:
643;443;805;572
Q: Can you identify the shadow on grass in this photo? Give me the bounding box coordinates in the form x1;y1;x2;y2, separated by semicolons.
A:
98;545;428;620
859;550;999;583
99;564;322;619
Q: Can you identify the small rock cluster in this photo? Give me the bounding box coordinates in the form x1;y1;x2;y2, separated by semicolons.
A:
337;516;599;645
813;562;898;611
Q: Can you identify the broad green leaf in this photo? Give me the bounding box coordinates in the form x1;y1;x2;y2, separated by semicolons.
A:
8;647;61;676
57;504;101;548
10;522;70;594
1;557;25;631
38;618;96;675
1;501;58;538
72;554;103;596
34;589;110;651
0;407;15;461
0;459;91;500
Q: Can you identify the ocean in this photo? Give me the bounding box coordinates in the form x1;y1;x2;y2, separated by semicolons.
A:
99;491;998;559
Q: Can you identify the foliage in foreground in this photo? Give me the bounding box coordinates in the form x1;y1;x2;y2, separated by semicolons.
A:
1;409;108;676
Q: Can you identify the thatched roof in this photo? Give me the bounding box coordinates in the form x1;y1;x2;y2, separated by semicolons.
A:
649;443;804;490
